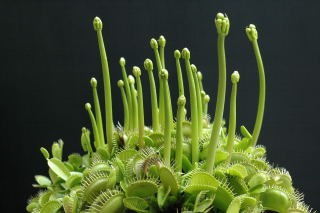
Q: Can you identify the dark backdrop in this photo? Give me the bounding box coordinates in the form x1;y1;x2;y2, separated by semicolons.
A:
2;0;320;212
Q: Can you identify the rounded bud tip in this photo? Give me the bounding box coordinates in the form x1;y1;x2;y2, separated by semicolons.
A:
177;95;186;106
117;80;124;87
158;35;166;47
81;127;87;133
128;75;135;84
144;58;153;71
231;71;240;83
201;90;206;97
197;71;203;80
204;95;210;103
174;50;181;59
93;17;103;31
191;64;197;73
160;69;169;80
90;77;97;87
132;66;141;77
150;38;158;49
181;48;190;60
119;57;126;66
246;24;258;41
215;12;230;36
85;103;92;110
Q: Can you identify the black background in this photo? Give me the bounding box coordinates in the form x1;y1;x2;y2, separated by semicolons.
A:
2;0;320;212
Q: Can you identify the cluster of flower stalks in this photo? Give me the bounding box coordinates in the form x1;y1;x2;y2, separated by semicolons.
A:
27;13;314;213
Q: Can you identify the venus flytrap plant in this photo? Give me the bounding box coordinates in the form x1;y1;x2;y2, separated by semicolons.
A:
28;14;315;213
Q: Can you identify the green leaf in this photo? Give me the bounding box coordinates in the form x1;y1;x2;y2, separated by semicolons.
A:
68;153;82;169
34;175;52;186
47;158;70;181
40;200;62;213
40;147;50;159
52;140;63;160
123;197;149;213
157;185;171;209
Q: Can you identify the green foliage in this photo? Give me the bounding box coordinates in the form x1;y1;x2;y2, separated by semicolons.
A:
27;13;315;213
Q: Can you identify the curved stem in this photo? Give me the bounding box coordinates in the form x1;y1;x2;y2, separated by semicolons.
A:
144;59;160;132
192;65;203;138
133;66;145;149
119;58;132;130
175;95;186;172
93;17;114;153
117;80;129;132
251;39;265;146
182;48;199;164
85;103;101;149
90;78;105;146
226;71;240;163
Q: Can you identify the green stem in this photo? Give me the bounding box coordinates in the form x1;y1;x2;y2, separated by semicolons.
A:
160;69;172;166
226;71;240;163
129;75;138;130
191;64;203;138
144;59;160;132
198;71;204;92
159;35;166;69
133;66;145;149
85;103;101;149
174;50;185;96
246;24;265;147
93;17;114;153
206;13;229;173
119;57;132;131
117;80;129;132
175;95;186;172
150;38;165;130
182;48;199;164
90;78;105;146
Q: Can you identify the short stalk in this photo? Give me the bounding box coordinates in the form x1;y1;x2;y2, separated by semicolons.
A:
206;13;230;173
128;75;138;130
246;24;266;147
197;71;204;91
119;57;132;130
144;59;160;132
226;71;240;163
90;78;105;146
93;17;114;153
133;66;145;149
117;80;129;132
175;95;186;172
191;64;203;138
182;48;199;164
158;35;166;69
174;50;186;122
85;103;101;149
203;94;210;116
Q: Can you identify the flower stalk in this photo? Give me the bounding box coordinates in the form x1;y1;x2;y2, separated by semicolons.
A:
206;13;229;173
